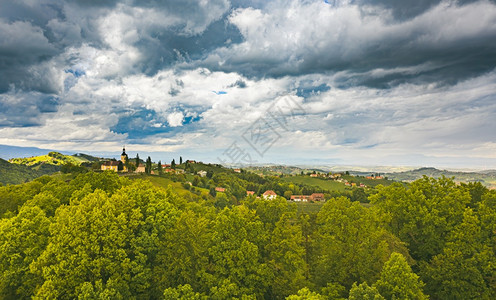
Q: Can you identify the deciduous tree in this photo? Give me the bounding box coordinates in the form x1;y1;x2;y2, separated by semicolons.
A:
374;252;427;300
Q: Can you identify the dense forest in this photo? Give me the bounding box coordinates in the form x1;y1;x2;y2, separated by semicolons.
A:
0;171;495;299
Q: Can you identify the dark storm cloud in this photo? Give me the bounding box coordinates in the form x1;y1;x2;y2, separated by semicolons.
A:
0;93;59;127
0;0;63;27
198;0;496;88
0;0;236;95
0;19;61;93
133;18;243;76
353;0;496;20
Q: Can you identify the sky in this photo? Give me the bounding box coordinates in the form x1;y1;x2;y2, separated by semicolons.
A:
1;0;496;169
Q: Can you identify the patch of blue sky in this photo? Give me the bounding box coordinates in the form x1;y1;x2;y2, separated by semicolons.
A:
359;143;379;149
64;69;86;77
212;90;227;95
342;138;359;144
110;108;201;139
296;83;330;98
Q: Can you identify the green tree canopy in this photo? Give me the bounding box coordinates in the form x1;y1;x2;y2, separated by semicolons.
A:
374;252;427;300
313;197;409;289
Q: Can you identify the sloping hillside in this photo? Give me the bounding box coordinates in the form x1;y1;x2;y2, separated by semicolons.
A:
9;151;93;167
0;158;59;185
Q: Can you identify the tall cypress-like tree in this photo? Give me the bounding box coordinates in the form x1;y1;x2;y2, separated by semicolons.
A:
171;159;176;169
145;157;152;174
180;156;183;164
158;161;163;175
136;153;140;166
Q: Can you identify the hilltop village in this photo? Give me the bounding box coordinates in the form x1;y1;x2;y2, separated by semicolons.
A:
96;147;392;204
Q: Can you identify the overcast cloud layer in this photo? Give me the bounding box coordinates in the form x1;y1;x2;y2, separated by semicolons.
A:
0;0;496;168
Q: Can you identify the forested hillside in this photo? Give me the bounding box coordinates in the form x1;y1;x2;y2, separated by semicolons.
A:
0;158;60;185
0;172;495;299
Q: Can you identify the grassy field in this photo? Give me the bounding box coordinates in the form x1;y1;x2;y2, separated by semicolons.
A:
342;175;394;187
295;202;325;214
281;175;346;192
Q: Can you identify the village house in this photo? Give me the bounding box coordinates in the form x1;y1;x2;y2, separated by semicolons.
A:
366;175;384;180
233;168;241;173
262;190;277;200
197;170;207;177
290;193;325;202
175;169;185;174
186;160;196;164
135;164;145;173
310;193;325;201
291;195;311;202
246;191;255;196
101;161;119;172
215;187;226;192
310;173;318;177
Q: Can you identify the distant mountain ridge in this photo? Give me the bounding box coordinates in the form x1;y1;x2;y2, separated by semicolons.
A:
242;165;496;188
385;167;496;188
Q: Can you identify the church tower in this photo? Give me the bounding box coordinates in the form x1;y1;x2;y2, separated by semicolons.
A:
121;146;128;164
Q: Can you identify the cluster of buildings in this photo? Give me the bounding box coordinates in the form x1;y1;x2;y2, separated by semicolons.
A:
258;190;325;202
101;147;190;174
100;148;130;172
290;193;325;202
101;148;327;202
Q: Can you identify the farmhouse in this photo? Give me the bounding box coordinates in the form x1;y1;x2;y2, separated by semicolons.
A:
290;193;325;202
262;190;277;200
291;195;311;202
310;193;325;201
215;187;226;192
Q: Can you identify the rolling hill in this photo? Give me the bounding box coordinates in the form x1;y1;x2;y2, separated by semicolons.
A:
1;152;103;185
9;151;98;167
0;158;60;185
